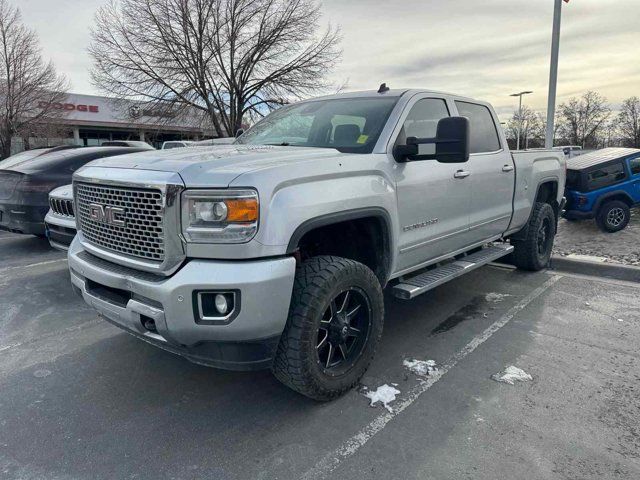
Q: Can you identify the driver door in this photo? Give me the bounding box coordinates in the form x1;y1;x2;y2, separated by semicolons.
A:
392;96;472;273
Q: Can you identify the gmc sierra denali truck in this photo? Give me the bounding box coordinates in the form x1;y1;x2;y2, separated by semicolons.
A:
68;88;566;400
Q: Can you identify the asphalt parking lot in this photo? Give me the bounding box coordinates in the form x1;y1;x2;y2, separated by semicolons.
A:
1;230;639;480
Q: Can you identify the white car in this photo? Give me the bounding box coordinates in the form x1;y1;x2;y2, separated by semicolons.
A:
191;138;235;146
45;184;76;251
161;140;195;149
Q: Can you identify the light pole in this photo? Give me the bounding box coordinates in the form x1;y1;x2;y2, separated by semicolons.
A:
510;91;533;150
545;0;566;148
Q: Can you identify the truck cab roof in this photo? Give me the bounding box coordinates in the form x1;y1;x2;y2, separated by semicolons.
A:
302;88;486;106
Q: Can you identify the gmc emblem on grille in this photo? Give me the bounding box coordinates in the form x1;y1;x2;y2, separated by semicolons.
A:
88;204;126;227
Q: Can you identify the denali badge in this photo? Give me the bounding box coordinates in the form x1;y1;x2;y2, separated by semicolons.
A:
403;218;439;232
89;204;126;227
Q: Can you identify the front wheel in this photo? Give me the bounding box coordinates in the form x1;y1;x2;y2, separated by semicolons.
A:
272;256;384;401
512;202;556;271
596;200;630;233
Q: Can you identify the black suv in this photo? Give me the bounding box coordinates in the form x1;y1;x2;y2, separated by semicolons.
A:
0;146;149;236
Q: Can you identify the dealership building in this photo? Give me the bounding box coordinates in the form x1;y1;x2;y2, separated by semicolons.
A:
13;92;213;153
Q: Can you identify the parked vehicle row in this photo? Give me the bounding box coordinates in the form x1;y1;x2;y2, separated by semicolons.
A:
13;90;640;400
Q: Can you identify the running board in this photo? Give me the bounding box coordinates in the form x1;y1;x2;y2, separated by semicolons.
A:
392;244;514;300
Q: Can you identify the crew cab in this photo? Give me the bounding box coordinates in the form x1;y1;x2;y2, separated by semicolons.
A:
563;147;640;232
67;88;565;400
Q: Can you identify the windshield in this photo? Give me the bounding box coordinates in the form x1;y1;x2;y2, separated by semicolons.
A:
236;97;398;153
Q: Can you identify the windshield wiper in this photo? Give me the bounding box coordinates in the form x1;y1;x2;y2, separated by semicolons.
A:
265;142;291;146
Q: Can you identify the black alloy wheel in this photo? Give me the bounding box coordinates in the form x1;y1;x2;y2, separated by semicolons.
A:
316;288;372;376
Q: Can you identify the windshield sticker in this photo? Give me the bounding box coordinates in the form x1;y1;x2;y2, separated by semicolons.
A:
357;135;369;144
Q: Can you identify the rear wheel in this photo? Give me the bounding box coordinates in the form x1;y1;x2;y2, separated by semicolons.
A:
272;256;384;401
596;200;630;233
512;202;556;271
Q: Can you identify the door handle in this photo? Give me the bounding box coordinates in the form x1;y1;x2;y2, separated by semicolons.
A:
502;165;515;172
454;170;471;179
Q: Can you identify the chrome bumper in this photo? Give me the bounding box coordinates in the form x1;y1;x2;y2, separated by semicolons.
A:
68;234;296;357
45;211;76;251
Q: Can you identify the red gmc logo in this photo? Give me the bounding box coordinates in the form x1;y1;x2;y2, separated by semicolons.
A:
38;101;99;113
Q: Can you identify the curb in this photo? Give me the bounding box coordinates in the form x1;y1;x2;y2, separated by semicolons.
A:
550;255;640;283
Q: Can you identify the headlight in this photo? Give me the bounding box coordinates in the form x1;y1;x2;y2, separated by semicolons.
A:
181;189;259;243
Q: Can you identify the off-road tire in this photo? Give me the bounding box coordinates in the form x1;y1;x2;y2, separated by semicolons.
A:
512;202;556;271
596;200;630;233
272;256;384;401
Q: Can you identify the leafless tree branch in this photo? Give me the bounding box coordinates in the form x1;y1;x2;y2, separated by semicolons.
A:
89;0;342;137
0;0;68;158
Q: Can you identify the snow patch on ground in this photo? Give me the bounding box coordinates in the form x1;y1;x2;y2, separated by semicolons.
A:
485;292;511;303
363;384;400;412
491;366;533;385
403;359;438;376
566;254;608;263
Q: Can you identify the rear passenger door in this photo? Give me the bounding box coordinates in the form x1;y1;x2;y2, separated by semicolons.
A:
454;101;515;240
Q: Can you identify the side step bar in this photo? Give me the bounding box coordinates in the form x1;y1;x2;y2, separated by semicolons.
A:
392;244;514;300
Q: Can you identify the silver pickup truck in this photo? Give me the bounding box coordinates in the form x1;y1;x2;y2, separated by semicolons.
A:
68;88;565;400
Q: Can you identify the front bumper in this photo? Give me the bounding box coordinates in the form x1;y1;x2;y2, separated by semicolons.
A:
45;211;77;251
0;203;48;235
68;235;296;370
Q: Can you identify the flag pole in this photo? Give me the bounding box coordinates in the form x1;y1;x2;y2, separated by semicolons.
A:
545;0;564;149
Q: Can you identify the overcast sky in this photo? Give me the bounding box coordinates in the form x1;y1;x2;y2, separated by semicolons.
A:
19;0;640;120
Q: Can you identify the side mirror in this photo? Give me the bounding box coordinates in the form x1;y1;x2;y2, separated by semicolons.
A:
235;128;245;138
394;116;470;163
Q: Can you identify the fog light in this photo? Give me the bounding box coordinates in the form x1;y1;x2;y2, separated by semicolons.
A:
195;291;238;323
215;293;228;314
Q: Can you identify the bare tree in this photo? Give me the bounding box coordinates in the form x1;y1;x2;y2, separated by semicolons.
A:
505;105;545;149
0;0;68;159
557;91;610;148
616;96;640;147
89;0;342;137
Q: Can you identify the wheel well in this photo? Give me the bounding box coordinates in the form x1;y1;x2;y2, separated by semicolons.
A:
292;216;390;286
536;181;559;218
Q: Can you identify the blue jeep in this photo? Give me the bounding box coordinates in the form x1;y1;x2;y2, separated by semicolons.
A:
563;147;640;232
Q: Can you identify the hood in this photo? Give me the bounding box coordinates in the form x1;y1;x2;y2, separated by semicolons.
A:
83;144;353;187
49;184;73;200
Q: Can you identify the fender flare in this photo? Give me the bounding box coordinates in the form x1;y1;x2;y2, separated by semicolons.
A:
286;207;394;282
592;190;635;213
510;179;559;241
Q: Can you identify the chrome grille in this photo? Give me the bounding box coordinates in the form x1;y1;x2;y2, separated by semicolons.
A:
76;182;165;261
50;197;75;217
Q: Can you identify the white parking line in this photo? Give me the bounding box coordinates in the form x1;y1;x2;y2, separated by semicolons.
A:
301;275;562;480
0;258;66;274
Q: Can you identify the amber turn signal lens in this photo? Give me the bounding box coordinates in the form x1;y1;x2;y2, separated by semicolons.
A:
225;198;259;222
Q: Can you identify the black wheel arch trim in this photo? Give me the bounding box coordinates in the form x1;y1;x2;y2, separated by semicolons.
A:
593;190;635;213
286;207;393;283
